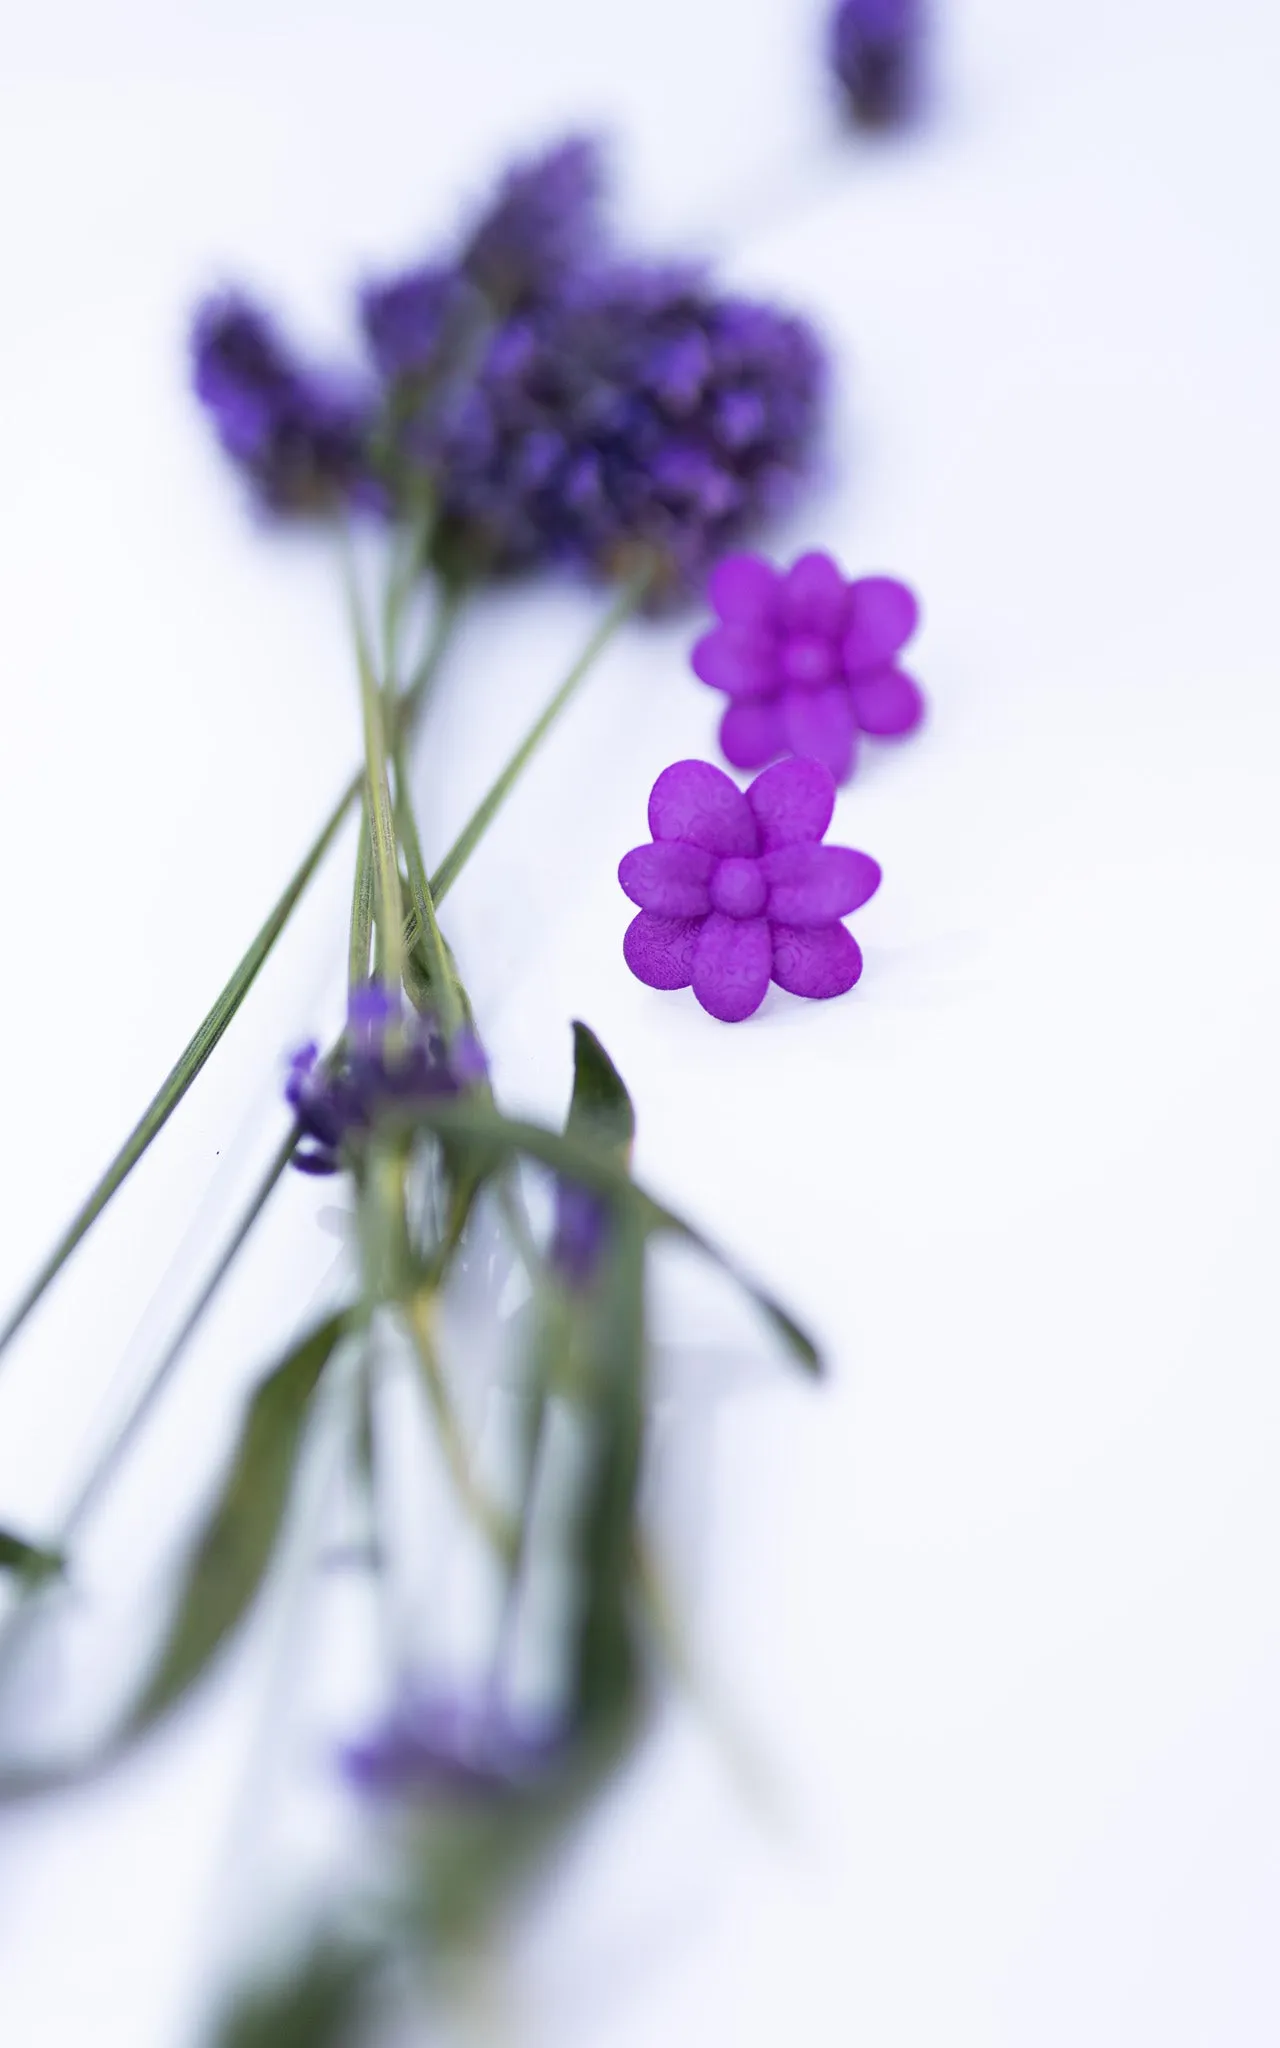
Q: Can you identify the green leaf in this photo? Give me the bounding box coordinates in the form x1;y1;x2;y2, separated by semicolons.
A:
569;1201;649;1737
0;1529;64;1588
380;1098;822;1376
566;1021;635;1158
124;1311;346;1737
212;1936;378;2048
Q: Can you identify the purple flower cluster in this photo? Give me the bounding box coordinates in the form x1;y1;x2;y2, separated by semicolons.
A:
342;1691;564;1801
194;137;825;589
285;987;484;1175
693;549;923;784
425;264;824;590
830;0;925;129
621;757;880;1022
191;293;375;514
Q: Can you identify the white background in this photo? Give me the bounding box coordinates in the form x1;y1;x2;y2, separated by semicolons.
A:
2;1;1280;2041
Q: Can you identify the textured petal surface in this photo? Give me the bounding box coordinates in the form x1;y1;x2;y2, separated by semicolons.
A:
770;922;863;999
762;842;882;923
690;624;778;698
719;698;787;770
781;551;849;637
707;551;781;629
746;756;836;850
648;759;758;856
781;684;858;783
849;664;926;736
618;839;714;916
691;913;773;1022
622;911;702;990
842;577;919;673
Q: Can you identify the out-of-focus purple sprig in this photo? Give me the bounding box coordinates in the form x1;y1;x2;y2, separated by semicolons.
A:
285;986;485;1175
342;1691;567;1802
830;0;925;130
191;292;377;514
193;136;827;597
425;263;824;593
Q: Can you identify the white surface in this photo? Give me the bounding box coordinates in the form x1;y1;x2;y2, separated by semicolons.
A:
3;1;1280;2042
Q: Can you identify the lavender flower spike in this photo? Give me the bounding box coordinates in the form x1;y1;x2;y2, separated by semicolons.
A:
620;758;881;1023
461;135;604;309
285;986;484;1174
342;1692;565;1801
692;549;924;784
830;0;925;130
191;291;374;513
428;265;825;591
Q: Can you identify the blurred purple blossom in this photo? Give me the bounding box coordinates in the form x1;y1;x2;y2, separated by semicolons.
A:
426;265;825;592
461;135;605;309
549;1180;609;1289
342;1691;565;1800
285;986;484;1175
692;549;924;783
830;0;925;129
620;757;881;1022
191;292;376;513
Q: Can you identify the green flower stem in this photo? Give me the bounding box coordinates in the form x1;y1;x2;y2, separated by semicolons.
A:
0;581;464;1371
415;555;655;929
0;1128;298;1691
344;544;406;994
0;794;348;1368
348;805;374;991
403;1286;513;1557
393;749;465;1043
61;1131;299;1543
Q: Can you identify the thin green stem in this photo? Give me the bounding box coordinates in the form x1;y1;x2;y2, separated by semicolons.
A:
348;805;374;990
0;1128;298;1693
0;582;465;1371
62;1131;297;1542
403;1288;513;1556
393;752;464;1042
343;542;406;994
421;558;654;921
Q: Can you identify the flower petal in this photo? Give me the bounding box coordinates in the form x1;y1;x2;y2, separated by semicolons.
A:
771;923;863;999
623;911;702;990
690;623;777;699
762;842;881;924
618;839;714;917
781;685;858;783
720;698;786;770
648;759;758;856
691;913;773;1022
781;551;849;637
746;756;836;850
848;664;926;736
707;551;781;629
842;577;919;673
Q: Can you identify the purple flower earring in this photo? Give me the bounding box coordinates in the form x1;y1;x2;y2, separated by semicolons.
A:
620;757;881;1023
692;549;923;784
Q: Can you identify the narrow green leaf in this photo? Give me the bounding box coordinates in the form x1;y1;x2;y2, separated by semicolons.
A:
0;1530;64;1588
0;586;465;1371
0;787;354;1368
375;1098;822;1375
569;1201;648;1736
212;1937;379;2048
124;1311;346;1736
566;1020;635;1158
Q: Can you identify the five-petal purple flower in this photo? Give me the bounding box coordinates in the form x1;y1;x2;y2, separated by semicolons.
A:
692;549;923;784
620;757;880;1022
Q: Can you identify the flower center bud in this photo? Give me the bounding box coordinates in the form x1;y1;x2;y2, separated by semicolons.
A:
781;632;837;689
710;856;767;919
